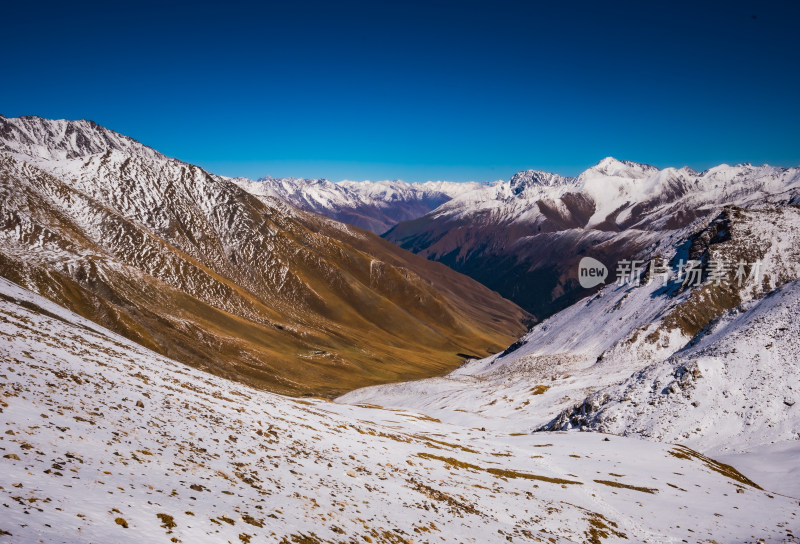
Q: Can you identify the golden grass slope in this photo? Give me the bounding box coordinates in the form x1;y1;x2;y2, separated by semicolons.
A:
0;137;529;397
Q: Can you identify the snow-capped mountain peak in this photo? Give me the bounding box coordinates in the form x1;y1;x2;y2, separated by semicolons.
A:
584;156;659;179
0;114;162;162
384;156;800;322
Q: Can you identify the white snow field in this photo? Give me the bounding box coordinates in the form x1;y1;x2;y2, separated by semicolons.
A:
546;277;800;498
340;206;800;504
1;276;798;543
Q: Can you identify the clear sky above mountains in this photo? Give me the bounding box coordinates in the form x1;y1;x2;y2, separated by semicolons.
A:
3;0;799;182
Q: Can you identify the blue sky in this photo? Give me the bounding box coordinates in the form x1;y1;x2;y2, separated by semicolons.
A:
3;0;799;182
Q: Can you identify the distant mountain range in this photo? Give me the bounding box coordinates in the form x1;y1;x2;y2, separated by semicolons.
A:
383;157;800;319
232;176;483;234
232;157;800;321
0;115;529;397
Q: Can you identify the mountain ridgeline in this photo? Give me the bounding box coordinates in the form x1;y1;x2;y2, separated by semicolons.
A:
232;176;483;234
381;158;800;320
0;115;530;397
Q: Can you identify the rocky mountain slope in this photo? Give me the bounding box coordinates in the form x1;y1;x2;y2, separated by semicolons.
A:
0;115;529;397
2;276;797;543
544;276;800;496
342;204;800;497
233;176;483;234
384;157;800;320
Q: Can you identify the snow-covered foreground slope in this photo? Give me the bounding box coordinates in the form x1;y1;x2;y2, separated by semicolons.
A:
233;176;484;234
2;277;798;543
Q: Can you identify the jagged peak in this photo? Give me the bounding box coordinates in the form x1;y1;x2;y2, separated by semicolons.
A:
697;162;794;179
255;175;331;184
0;115;162;162
585;157;659;179
508;169;572;195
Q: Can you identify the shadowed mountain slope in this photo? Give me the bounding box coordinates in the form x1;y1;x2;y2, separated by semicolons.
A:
385;159;800;320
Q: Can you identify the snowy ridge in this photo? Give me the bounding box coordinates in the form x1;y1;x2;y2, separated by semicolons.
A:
429;157;800;228
544;277;800;493
384;156;800;319
1;276;798;543
0;115;162;163
338;178;483;202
